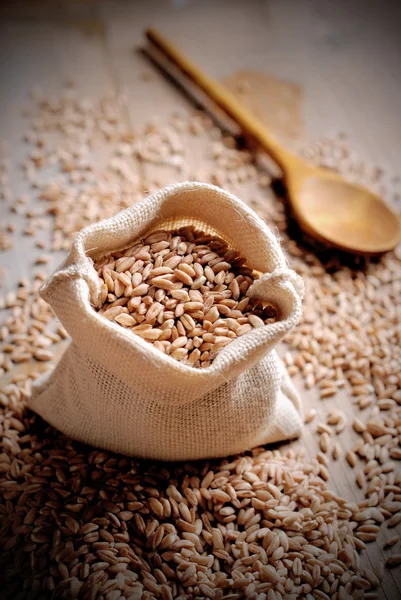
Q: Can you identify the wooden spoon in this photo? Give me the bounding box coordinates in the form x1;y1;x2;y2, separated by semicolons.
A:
146;28;401;254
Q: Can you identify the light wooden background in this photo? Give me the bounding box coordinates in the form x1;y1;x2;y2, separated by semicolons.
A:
0;1;400;599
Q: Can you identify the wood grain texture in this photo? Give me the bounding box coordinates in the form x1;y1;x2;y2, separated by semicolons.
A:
0;1;400;598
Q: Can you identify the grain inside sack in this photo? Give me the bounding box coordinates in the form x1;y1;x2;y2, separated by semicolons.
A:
30;182;304;460
94;227;279;368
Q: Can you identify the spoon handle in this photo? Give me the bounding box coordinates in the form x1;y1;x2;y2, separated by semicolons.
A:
146;28;300;174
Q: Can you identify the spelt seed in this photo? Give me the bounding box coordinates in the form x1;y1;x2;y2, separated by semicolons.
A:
319;433;330;453
114;313;136;327
346;451;357;468
384;535;400;547
304;409;317;424
386;554;401;567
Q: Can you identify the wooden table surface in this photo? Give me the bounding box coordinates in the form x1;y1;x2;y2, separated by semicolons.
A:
0;1;400;599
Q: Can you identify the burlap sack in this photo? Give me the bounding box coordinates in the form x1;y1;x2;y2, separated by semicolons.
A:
30;182;304;461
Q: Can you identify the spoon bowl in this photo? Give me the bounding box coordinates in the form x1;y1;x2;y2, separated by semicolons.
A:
286;165;401;254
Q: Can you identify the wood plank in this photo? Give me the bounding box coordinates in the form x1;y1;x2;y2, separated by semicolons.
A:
0;19;65;292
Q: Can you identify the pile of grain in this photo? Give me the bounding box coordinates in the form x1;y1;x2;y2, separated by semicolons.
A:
94;227;276;367
0;274;66;377
0;413;382;600
0;84;400;598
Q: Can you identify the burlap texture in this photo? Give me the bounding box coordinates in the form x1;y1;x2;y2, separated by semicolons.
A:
30;182;304;460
